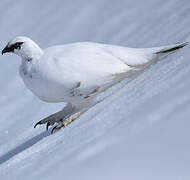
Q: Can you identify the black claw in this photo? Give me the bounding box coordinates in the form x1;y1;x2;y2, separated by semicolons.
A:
34;121;42;128
51;127;57;134
51;124;66;134
46;122;50;131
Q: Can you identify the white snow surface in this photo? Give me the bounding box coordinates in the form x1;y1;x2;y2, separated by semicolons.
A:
0;0;190;179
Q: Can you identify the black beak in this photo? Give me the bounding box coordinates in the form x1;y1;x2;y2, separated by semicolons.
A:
2;45;14;55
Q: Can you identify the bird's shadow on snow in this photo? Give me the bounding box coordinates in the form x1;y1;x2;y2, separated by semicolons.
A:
0;130;51;164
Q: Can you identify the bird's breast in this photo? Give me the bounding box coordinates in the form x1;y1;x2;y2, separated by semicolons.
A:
19;63;78;103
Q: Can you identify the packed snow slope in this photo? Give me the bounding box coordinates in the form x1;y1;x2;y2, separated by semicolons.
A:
0;0;190;179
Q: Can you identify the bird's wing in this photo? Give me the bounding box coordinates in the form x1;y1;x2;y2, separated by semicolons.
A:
43;42;131;81
42;43;134;97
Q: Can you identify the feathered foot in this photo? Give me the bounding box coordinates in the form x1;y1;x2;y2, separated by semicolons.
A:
34;103;78;133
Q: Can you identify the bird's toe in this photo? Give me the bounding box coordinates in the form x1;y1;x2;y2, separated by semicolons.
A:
34;121;43;128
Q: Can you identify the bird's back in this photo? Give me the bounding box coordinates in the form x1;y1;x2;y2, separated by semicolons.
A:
44;41;187;68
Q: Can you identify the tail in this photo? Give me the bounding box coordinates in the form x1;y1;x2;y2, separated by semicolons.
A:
155;42;188;55
132;42;188;66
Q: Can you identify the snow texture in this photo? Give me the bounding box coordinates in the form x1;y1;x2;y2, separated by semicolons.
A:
0;0;190;179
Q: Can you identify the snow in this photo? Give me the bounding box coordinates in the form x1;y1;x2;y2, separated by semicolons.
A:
0;0;190;179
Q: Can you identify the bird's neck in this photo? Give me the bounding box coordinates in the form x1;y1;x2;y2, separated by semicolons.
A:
18;43;43;61
24;47;43;61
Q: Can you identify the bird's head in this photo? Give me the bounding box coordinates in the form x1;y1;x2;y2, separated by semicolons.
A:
2;36;43;59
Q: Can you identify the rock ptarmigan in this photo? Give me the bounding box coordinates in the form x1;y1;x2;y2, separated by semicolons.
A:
2;36;187;133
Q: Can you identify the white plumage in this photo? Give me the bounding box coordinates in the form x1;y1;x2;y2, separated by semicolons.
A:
2;36;187;132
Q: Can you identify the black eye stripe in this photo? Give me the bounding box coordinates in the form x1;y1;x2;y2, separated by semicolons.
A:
12;42;23;49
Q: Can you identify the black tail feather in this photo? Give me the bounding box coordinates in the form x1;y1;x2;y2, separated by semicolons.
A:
156;42;188;54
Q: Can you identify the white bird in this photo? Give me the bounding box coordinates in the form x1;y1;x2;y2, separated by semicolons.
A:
2;36;187;133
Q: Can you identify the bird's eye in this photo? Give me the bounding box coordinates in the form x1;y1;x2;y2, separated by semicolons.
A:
13;42;24;49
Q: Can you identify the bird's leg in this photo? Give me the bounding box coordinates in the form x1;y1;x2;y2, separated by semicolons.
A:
34;103;76;130
49;101;94;133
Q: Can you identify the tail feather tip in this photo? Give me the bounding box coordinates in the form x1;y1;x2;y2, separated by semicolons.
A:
156;41;188;54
